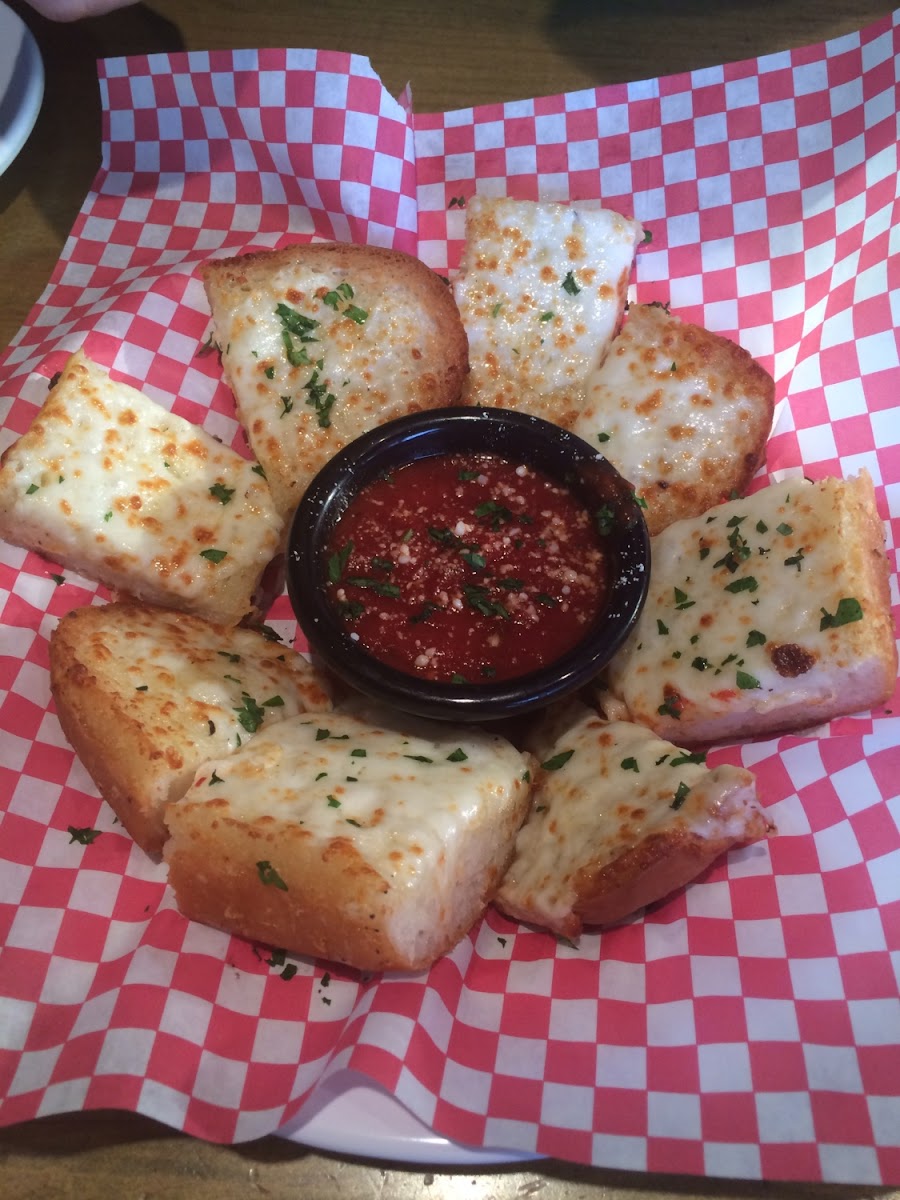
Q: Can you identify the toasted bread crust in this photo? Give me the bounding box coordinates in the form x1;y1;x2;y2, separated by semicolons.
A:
50;603;333;855
202;242;469;517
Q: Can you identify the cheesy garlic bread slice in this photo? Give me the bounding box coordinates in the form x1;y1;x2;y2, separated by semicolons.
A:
454;196;644;426
0;350;282;625
165;709;533;971
606;472;897;744
202;242;468;519
50;602;333;855
572;303;775;534
495;702;772;938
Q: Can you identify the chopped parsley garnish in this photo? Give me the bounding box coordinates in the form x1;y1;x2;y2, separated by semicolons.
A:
370;556;394;572
671;782;690;810
541;749;574;772
429;525;461;547
673;587;695;610
561;270;581;295
447;748;468;762
657;620;669;635
26;483;39;495
200;548;228;564
323;281;353;308
595;505;615;536
596;432;611;443
784;549;805;571
208;484;234;508
474;499;514;529
491;302;503;318
448;195;467;208
724;576;758;593
234;693;266;733
263;695;284;708
350;748;367;757
540;311;555;322
405;754;434;764
336;599;365;621
276;302;319;366
409;601;439;625
621;757;639;772
642;229;653;244
776;522;793;536
50;574;65;585
256;860;288;890
328;541;353;584
327;795;340;807
736;670;761;690
218;650;241;663
323;282;368;324
669;751;706;766
104;511;113;521
691;657;710;671
302;364;337;429
68;826;101;845
459;548;487;570
252;463;267;479
819;597;863;629
345;577;402;598
463;584;509;620
208;770;223;785
746;629;767;647
632;493;648;510
658;692;683;719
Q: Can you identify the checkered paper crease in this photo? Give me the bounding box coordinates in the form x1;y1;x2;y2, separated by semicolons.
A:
1;14;899;1184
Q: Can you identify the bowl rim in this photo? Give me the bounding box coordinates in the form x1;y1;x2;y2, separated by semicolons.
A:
286;407;650;721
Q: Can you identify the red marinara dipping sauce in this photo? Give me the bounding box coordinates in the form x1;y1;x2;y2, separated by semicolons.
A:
323;453;610;683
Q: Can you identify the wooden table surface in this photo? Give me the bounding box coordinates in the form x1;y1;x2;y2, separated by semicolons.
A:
1;0;897;1196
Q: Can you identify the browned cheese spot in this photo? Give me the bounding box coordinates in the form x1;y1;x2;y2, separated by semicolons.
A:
769;643;816;678
564;235;584;260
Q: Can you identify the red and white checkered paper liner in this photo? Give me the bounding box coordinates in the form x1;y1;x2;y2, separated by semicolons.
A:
1;19;899;1185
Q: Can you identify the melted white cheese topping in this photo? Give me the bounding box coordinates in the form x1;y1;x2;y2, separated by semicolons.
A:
209;258;455;516
498;708;759;928
454;197;643;411
607;474;882;730
184;709;531;891
0;351;281;617
572;303;772;519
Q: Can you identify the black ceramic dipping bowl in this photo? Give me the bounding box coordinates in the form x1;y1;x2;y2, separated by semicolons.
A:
286;407;650;722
